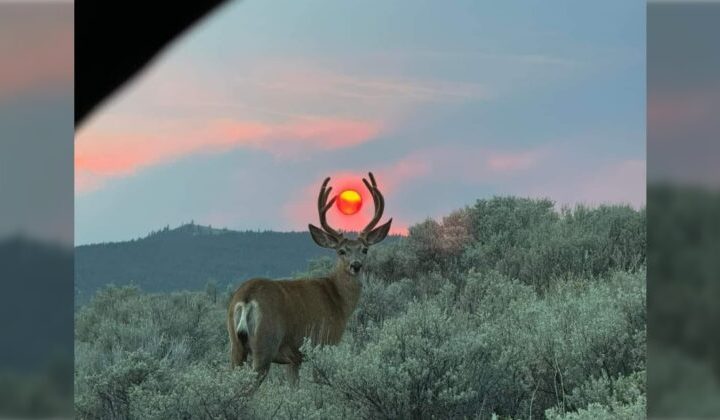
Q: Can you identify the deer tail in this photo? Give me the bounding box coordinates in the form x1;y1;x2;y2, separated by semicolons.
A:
229;300;259;368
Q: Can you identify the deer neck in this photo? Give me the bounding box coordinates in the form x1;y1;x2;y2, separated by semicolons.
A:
330;264;362;318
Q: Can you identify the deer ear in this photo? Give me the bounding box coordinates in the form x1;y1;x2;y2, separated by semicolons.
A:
309;224;341;249
365;218;392;245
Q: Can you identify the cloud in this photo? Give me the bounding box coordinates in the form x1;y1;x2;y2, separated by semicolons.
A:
127;59;490;127
0;4;73;102
486;149;546;172
75;54;490;196
236;62;489;105
281;162;428;236
370;49;578;67
75;117;382;194
379;145;547;183
527;159;646;209
225;64;492;135
280;145;544;235
648;90;714;131
78;56;481;196
584;159;646;208
373;155;433;193
282;172;386;235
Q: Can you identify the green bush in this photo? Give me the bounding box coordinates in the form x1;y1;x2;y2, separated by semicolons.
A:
545;396;646;420
300;302;499;419
128;362;256;419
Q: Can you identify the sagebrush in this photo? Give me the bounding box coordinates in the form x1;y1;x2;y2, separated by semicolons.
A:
75;197;646;419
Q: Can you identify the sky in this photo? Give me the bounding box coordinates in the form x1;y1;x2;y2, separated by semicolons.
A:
0;3;73;246
648;2;720;188
75;0;645;245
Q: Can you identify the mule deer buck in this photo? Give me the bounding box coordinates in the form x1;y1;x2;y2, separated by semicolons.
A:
227;172;392;385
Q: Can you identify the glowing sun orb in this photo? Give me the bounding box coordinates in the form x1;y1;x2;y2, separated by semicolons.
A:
337;189;362;215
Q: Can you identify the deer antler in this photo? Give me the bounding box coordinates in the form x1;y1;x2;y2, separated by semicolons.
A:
360;172;385;237
317;177;342;238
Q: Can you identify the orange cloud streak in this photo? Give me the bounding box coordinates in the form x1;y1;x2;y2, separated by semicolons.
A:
75;118;381;194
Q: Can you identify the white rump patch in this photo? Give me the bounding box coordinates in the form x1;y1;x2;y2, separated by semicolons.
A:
235;300;260;336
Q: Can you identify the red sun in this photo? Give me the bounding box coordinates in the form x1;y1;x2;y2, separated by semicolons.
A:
337;189;362;215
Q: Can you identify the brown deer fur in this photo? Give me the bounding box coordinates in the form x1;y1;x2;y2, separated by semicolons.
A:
227;173;391;385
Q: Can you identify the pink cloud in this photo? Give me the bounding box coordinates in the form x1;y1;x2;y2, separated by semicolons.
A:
0;5;73;101
579;159;646;208
281;163;425;236
373;156;432;194
486;149;545;172
528;159;646;209
648;89;718;132
388;223;410;236
372;145;546;183
74;53;487;196
283;172;382;235
279;146;543;236
75;117;382;194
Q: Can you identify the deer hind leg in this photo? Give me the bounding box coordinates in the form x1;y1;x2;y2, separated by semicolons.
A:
252;355;272;387
285;363;300;386
228;310;244;368
230;330;249;368
250;338;275;388
245;301;279;388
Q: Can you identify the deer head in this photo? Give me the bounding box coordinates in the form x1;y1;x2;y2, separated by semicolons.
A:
308;172;392;276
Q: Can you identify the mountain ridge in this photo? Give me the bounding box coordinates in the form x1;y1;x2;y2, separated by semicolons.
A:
75;222;401;304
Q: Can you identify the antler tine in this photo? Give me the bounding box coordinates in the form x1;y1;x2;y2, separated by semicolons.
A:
317;177;342;238
362;178;380;217
360;172;385;236
368;171;378;189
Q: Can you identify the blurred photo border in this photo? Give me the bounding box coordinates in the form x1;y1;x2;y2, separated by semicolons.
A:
648;0;720;417
4;0;720;417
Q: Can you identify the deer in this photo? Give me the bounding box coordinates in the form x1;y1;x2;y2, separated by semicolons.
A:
227;172;392;386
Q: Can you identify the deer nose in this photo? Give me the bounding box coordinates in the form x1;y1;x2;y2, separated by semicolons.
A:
350;261;362;271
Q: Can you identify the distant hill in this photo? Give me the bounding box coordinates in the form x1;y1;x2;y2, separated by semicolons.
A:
75;223;398;303
0;236;73;373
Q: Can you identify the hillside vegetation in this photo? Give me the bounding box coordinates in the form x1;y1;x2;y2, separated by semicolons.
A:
75;223;403;305
75;197;646;419
75;224;333;304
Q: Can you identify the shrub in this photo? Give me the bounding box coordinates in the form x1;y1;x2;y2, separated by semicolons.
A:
302;302;502;419
128;362;256;420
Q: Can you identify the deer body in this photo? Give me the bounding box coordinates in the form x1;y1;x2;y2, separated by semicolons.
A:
227;267;360;375
227;173;391;385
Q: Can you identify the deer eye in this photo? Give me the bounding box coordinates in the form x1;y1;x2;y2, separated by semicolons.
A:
338;249;346;255
362;248;368;254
